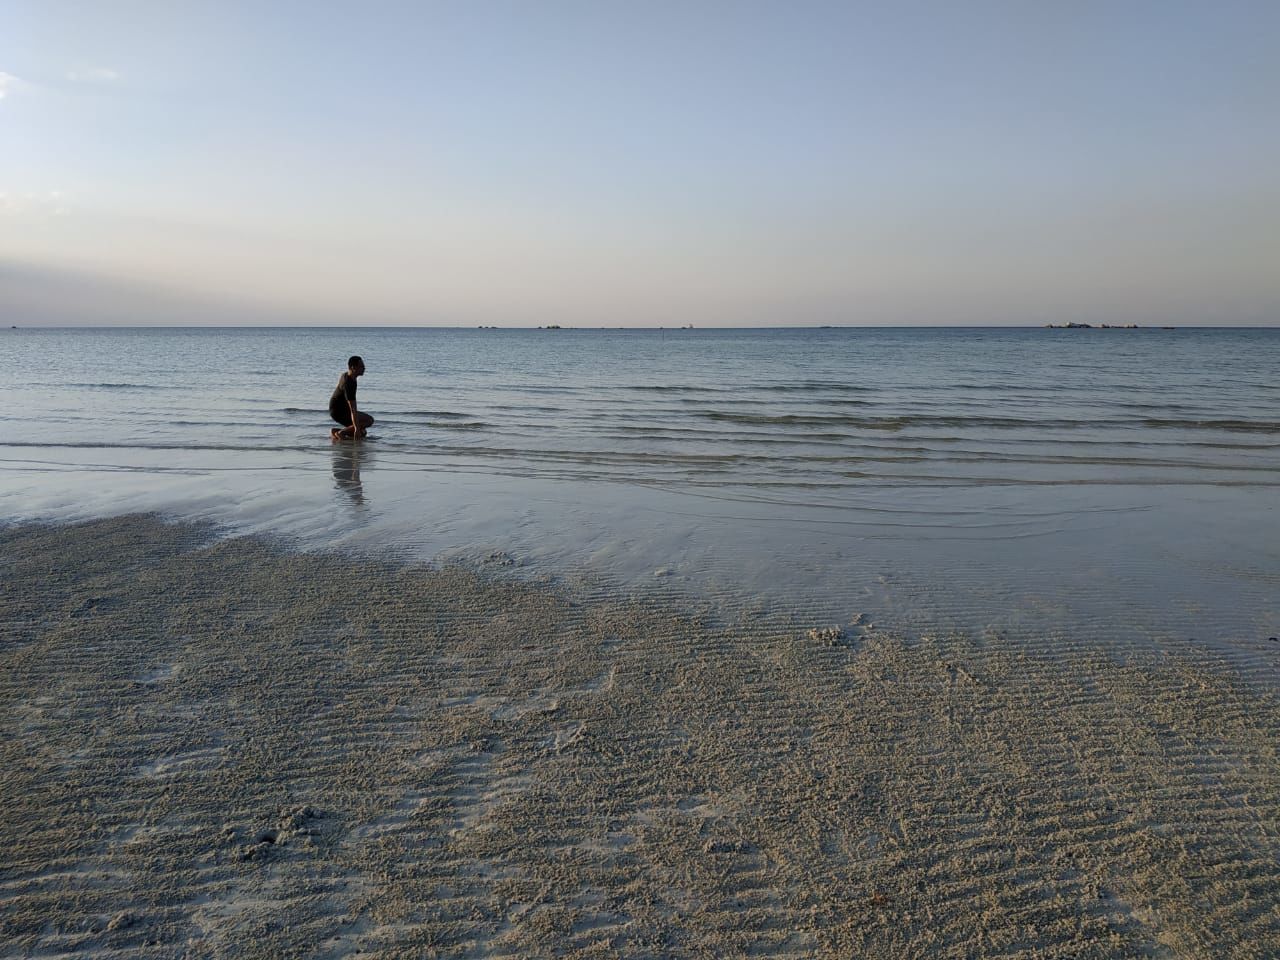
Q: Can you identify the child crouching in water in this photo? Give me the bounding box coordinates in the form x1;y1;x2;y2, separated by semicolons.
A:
330;355;373;440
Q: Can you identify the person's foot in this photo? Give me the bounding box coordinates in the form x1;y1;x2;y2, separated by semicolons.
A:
330;428;342;442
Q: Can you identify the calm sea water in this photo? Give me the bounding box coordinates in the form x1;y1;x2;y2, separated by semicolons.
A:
3;326;1278;652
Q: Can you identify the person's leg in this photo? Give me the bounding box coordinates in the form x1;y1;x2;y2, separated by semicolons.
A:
355;412;374;437
331;407;356;440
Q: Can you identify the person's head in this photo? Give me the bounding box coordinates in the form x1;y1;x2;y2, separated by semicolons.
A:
348;355;365;377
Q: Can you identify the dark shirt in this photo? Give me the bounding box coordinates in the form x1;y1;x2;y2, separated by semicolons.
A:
330;371;357;414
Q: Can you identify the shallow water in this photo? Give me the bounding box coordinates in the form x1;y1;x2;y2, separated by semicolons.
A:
3;326;1278;651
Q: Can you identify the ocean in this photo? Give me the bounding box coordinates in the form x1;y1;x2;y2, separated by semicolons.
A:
3;325;1278;652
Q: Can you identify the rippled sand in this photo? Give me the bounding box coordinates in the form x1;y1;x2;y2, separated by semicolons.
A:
2;517;1278;958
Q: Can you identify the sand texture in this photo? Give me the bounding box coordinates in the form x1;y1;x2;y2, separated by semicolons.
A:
2;516;1279;958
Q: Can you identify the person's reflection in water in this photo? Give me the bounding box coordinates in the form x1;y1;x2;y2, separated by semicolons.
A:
331;440;369;507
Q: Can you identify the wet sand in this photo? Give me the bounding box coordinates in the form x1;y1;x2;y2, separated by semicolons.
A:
2;516;1279;958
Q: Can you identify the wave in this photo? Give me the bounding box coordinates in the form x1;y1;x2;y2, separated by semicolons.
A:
63;382;174;390
390;410;475;419
625;380;873;394
673;396;874;407
695;411;1280;433
1140;418;1280;433
379;419;490;430
489;404;567;413
755;381;875;393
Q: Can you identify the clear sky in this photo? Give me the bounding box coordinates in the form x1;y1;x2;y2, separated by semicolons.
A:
1;1;1277;326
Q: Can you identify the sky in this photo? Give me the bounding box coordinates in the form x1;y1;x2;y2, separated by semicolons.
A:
1;1;1277;326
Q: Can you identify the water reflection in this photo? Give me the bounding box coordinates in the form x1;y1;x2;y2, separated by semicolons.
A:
331;441;369;506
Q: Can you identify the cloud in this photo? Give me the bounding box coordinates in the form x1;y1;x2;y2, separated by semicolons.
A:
0;71;20;100
0;190;70;216
67;67;120;84
0;260;324;326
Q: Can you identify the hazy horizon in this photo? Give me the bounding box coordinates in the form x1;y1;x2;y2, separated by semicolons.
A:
3;2;1278;327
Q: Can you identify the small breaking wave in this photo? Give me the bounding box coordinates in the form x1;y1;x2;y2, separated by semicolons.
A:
625;380;873;394
390;410;475;419
63;382;174;391
696;411;1280;433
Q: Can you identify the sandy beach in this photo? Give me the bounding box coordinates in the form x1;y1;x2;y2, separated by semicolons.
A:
2;516;1279;958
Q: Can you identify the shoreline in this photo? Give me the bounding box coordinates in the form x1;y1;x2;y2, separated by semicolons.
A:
3;516;1279;956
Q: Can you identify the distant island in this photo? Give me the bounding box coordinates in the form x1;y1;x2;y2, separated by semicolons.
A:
1046;322;1146;329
